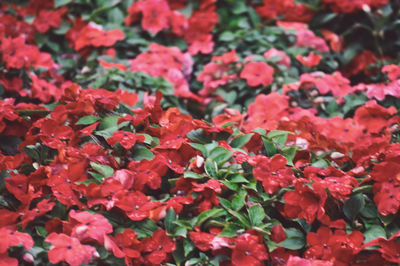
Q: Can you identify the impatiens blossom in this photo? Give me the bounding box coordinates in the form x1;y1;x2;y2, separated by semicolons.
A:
297;52;322;67
282;180;327;224
69;210;113;244
107;130;146;149
232;233;268;266
240;61;274;87
45;233;97;266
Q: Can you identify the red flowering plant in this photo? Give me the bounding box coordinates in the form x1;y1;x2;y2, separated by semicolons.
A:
0;0;400;265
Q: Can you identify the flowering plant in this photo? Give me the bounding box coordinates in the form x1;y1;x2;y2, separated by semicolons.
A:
0;0;400;265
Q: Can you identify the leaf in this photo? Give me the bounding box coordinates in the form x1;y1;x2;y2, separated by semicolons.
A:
165;208;177;234
344;194;365;221
219;31;235;41
278;228;305;250
209;146;232;165
90;162;114;178
183;239;195;256
363;226;386;244
230;134;254;148
248;205;265;226
22;147;40;161
224;208;251;229
204;158;218;178
232;190;247;211
263;138;277;157
184;171;205;179
229;174;249;183
281;146;297;166
219;223;241;237
196;208;226;227
131;147;155;161
55;0;72;8
76;115;100;125
188;143;207;156
108;8;124;25
218;198;232;209
187;129;211;144
267;130;293;139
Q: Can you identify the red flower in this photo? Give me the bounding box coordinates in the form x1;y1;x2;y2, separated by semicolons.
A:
212;50;238;64
264;48;291;68
98;60;127;71
282;180;327;224
0;227;34;254
321;29;343;52
74;25;125;50
1;37;29;69
253;154;295;194
270;225;286;243
142;229;176;265
35;118;74;149
115;191;157;221
33;9;64;33
373;182;400;215
305;226;333;260
45;233;97;266
286;255;333;266
354;100;397;133
232;233;268;266
140;0;171;34
69;210;113;244
128;156;167;191
107;131;146;149
245;92;289;131
190;230;216;251
382;64;400;81
240;61;274;87
296;52;322;67
364;232;400;264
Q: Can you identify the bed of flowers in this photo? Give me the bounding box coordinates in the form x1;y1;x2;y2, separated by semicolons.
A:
1;0;400;265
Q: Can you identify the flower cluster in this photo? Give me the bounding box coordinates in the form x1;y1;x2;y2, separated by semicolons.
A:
0;0;400;265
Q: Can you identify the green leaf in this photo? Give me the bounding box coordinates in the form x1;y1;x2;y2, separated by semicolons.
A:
22;147;40;161
232;1;247;14
183;239;195;256
76;115;100;125
360;203;378;218
165;208;177;234
131;147;155;161
281;146;297;166
224;208;251;229
344;194;365;221
248;205;265;226
188;143;207;156
209;146;232;165
229;174;249;183
107;8;124;25
184;171;205;179
90;162;114;178
263;138;277;157
230;134;254;148
219;223;241;237
232;190;247;211
278;228;305;250
187;129;211;144
55;0;72;8
36;226;48;237
218;198;232;209
267;130;293;139
196;208;227;227
219;31;235;41
204;158;218;178
364;226;386;243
